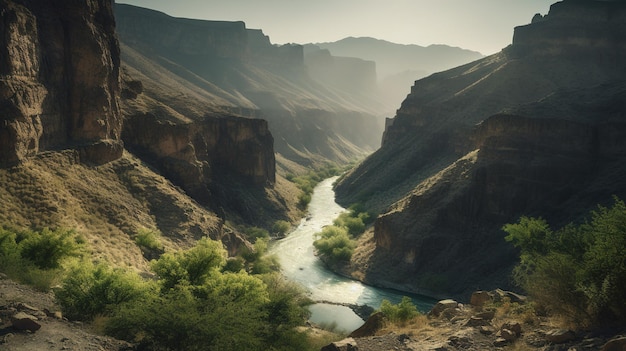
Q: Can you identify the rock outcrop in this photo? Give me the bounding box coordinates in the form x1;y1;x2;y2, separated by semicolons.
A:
336;0;626;297
0;0;123;166
123;112;275;203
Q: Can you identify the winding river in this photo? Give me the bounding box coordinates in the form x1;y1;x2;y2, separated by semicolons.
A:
270;177;435;332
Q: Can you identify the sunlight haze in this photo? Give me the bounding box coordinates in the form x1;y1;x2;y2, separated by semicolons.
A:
115;0;556;55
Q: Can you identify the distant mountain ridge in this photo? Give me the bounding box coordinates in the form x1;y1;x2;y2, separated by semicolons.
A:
115;4;388;169
309;37;484;109
312;37;484;79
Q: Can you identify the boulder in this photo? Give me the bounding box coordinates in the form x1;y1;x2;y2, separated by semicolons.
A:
500;328;518;341
494;338;509;347
441;307;463;320
349;312;384;338
492;289;527;304
428;299;458;317
464;316;490;327
470;290;493;307
545;329;576;344
321;337;358;351
602;336;626;351
474;309;495;321
501;322;522;336
10;312;41;332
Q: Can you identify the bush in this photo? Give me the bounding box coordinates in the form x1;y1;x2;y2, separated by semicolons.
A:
244;226;270;241
55;261;153;320
313;226;356;263
134;228;164;251
151;238;226;290
272;220;291;236
504;197;626;327
379;296;420;324
0;227;85;291
18;227;84;269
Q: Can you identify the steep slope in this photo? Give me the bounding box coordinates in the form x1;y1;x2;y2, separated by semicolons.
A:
335;0;626;297
0;0;299;267
114;4;386;169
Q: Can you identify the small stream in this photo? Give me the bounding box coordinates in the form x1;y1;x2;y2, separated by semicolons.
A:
270;177;435;333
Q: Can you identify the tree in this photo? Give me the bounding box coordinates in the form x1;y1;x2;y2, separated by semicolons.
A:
503;197;626;326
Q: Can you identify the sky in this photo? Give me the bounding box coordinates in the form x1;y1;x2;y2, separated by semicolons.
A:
115;0;557;55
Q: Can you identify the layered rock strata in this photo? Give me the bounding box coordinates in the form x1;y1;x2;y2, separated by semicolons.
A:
336;0;626;297
0;0;123;166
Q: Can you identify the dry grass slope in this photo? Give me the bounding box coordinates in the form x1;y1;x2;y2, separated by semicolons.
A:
0;150;224;271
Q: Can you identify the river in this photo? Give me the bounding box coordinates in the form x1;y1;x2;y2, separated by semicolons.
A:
269;176;435;333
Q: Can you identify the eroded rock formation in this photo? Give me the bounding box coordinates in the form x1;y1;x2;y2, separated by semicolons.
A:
0;0;123;166
114;4;386;169
336;0;626;297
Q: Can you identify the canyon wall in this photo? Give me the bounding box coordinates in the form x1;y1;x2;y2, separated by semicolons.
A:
0;0;123;166
336;0;626;297
114;4;386;170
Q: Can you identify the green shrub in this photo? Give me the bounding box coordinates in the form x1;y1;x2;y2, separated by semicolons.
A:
244;226;270;241
134;228;164;251
298;193;311;209
504;197;626;327
313;226;356;263
0;228;20;273
379;296;420;324
151;238;226;290
55;261;153;320
0;227;85;291
272;220;291;236
18;227;84;269
240;238;280;274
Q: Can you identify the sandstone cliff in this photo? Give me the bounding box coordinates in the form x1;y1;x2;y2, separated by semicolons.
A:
336;0;626;297
0;0;123;166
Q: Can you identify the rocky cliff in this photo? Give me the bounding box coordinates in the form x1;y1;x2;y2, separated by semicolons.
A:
0;0;123;166
114;4;386;170
336;0;626;297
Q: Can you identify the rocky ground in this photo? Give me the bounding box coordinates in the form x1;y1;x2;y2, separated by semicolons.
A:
0;276;132;351
3;274;625;351
324;292;626;351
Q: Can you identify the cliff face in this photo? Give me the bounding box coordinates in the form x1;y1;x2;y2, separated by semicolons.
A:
114;4;386;169
337;0;626;297
0;0;123;166
122;112;275;204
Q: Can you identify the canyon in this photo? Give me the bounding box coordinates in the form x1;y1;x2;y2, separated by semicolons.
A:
335;0;626;298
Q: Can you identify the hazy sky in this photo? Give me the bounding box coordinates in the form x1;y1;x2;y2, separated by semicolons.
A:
116;0;557;55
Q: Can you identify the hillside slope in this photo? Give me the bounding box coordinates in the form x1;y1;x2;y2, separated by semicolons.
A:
335;0;626;297
114;4;387;170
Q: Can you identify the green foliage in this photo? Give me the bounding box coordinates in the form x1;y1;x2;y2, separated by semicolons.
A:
151;238;226;290
298;193;312;209
105;240;312;350
289;164;343;210
134;228;164;251
244;226;270;241
0;227;85;290
504;197;626;326
272;220;291;236
313;226;356;263
240;238;280;274
379;296;420;324
55;260;153;320
18;227;84;269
